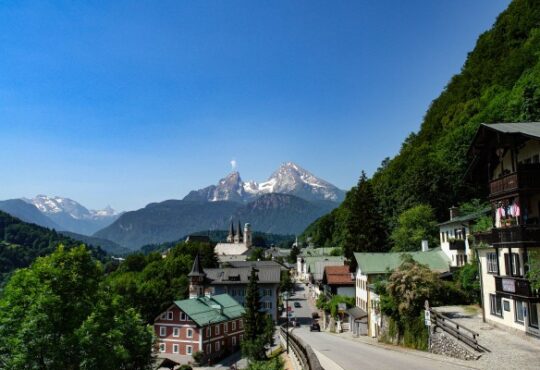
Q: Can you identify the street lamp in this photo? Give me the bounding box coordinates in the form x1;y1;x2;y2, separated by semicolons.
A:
281;291;290;354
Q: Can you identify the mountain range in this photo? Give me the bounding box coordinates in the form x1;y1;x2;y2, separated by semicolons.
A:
96;162;344;249
0;196;121;236
0;162;345;250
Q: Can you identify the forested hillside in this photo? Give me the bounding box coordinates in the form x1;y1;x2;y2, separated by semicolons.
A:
0;211;106;286
302;0;540;250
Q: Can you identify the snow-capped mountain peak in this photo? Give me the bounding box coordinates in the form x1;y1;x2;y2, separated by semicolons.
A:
184;162;345;203
23;195;119;220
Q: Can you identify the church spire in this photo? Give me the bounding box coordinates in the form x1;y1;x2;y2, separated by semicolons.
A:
188;254;206;298
227;221;235;243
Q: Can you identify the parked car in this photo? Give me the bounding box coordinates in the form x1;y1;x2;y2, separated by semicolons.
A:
294;302;301;308
310;321;320;332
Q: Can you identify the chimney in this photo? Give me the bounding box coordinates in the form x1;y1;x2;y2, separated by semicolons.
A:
421;240;429;252
449;206;459;221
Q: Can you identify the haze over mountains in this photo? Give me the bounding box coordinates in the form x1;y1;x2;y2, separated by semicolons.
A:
0;162;345;250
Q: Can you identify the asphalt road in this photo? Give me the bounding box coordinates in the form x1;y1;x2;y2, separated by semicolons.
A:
286;283;469;370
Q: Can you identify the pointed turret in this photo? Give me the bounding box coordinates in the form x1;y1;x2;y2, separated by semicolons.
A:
188;254;206;298
238;220;243;242
227;221;235;243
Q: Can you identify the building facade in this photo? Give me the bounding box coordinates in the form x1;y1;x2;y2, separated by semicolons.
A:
467;122;540;338
154;255;245;364
215;221;253;257
438;207;489;267
353;249;450;337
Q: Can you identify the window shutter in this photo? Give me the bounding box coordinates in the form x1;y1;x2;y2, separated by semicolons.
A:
504;253;510;275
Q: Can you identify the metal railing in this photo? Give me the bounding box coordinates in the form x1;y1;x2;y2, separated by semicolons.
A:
429;309;490;353
279;324;324;370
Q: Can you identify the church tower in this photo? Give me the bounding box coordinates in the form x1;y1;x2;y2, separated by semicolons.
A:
188;254;206;299
234;220;243;243
244;223;252;248
227;221;235;243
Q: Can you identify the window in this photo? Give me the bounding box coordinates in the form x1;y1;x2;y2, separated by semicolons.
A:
173;327;179;337
172;344;179;354
160;312;167;320
215;341;220;351
159;343;166;352
231;288;237;296
530;303;539;328
504;253;521;276
515;300;525;324
215;325;220;335
187;345;193;355
160;326;166;337
239;320;243;329
265;289;272;296
206;344;211;353
206;327;211;337
180;312;187;321
487;253;498;273
187;328;193;338
224;323;228;333
232;336;237;346
167;311;173;320
489;294;502;317
232;321;236;331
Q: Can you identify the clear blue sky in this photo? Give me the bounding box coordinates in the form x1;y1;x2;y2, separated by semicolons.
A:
0;0;511;211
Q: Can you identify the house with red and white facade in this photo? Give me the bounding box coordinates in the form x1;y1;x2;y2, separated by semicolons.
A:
154;255;245;364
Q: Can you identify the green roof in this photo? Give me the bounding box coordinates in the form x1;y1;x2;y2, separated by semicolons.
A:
174;294;245;327
438;207;490;226
300;247;336;257
353;248;450;275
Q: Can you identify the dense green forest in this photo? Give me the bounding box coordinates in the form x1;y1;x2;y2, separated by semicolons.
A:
0;210;106;287
302;0;540;251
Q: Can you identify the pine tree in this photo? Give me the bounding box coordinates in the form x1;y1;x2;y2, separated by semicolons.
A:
343;171;388;270
241;267;270;361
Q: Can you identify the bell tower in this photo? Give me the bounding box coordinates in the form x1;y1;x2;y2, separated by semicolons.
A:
244;223;252;248
188;254;206;299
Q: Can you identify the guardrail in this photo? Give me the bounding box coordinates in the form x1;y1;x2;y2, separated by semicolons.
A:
279;325;324;370
429;309;490;353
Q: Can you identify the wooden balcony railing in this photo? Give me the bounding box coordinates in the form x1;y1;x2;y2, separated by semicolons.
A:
489;164;540;198
494;275;540;299
472;231;494;246
491;226;540;247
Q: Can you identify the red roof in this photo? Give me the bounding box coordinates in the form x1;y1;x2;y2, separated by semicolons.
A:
324;265;354;285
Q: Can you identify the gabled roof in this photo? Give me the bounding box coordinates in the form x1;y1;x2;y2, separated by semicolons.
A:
437;207;490;226
353;248;450;275
323;265;354;286
174;294;245;327
305;256;345;281
205;265;281;284
478;122;540;138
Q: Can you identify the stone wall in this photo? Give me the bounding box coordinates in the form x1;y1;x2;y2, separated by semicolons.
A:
429;327;480;361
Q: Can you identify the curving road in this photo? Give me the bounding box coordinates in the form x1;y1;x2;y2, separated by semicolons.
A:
286;283;470;370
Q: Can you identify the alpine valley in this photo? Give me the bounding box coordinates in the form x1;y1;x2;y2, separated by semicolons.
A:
95;162;345;249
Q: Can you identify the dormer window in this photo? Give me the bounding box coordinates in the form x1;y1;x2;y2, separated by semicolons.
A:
167;311;173;320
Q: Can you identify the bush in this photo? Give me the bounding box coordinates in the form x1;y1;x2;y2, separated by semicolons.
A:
192;351;204;365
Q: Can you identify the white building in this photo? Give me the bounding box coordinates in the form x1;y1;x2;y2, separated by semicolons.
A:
215;222;252;257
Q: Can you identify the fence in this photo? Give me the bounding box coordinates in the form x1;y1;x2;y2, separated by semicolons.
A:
429;309;490;353
279;325;324;370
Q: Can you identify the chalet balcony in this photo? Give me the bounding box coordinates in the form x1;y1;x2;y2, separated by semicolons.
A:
472;231;494;246
491;226;540;248
489;164;540;198
495;275;540;300
449;239;466;250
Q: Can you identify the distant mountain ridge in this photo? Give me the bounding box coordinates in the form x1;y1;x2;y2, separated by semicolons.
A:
184;162;345;204
21;195;121;235
95;193;336;249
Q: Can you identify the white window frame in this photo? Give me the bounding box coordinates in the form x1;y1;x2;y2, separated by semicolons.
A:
172;344;179;354
487;252;498;273
215;341;220;351
206;344;211;353
187;345;193;355
160;312;167;320
206;326;211;337
187;328;193;338
232;336;236;346
529;302;539;328
159;343;166;353
215;324;220;335
160;326;166;337
489;294;502;317
515;300;525;324
173;327;179;337
224;323;228;333
180;312;187;321
232;321;236;331
167;311;173;320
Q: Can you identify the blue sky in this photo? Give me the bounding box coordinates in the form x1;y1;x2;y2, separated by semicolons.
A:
0;0;511;211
